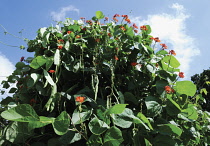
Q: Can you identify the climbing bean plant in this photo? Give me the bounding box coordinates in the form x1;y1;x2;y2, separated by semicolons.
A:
1;11;210;146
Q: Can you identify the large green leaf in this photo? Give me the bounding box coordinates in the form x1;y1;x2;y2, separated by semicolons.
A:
137;113;153;130
52;111;70;135
1;104;39;122
180;104;198;121
166;95;182;116
158;124;182;137
72;109;92;125
175;81;196;96
59;130;82;145
156;80;168;95
5;122;33;143
105;104;128;115
103;126;123;146
162;55;180;68
30;56;47;69
88;117;109;135
145;96;162;117
96;11;104;20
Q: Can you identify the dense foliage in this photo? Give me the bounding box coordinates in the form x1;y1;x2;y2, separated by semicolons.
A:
1;11;210;145
191;68;210;111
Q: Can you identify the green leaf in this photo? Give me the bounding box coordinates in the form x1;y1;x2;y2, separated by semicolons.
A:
158;124;182;136
125;26;134;39
27;73;41;87
43;69;55;86
105;104;128;115
54;49;60;66
166;95;182;116
30;56;47;69
88;117;109;135
181;104;198;120
175;81;196;96
1;104;39;122
145;96;162;117
200;88;208;95
46;57;54;70
96;11;104;20
59;130;81;145
145;25;152;34
124;92;138;105
156;80;168;95
8;87;17;93
103;126;123;146
162;55;180;68
15;62;25;69
5;122;33;143
137;113;153;130
153;135;177;146
52;111;70;135
72;109;92;125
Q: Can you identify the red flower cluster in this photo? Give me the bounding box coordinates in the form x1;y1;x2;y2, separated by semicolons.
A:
95;38;100;42
169;50;176;56
30;98;36;105
131;62;138;66
150;37;161;42
57;39;64;43
57;45;63;50
120;26;126;31
160;44;168;49
164;86;175;94
67;31;72;34
179;72;184;78
48;70;56;73
140;25;148;30
104;17;109;21
20;56;24;62
80;17;85;20
113;14;120;22
114;55;119;60
75;96;85;103
86;20;93;25
76;35;81;39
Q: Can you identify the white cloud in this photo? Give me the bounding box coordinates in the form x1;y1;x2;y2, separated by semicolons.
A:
0;53;15;99
51;5;79;21
131;3;200;78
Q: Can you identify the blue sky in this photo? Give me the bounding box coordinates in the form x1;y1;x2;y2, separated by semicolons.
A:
0;0;210;97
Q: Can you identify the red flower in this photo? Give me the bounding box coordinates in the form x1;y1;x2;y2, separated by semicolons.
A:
179;72;184;78
108;33;112;37
113;17;118;22
67;31;72;34
113;14;120;17
57;39;64;43
114;55;119;60
80;17;85;20
150;37;160;42
75;96;85;103
122;15;128;18
120;26;126;31
86;20;93;25
20;56;24;62
76;35;81;39
48;70;56;73
131;62;138;66
140;25;148;30
95;38;100;42
160;44;168;49
125;18;131;24
169;50;176;56
164;86;172;93
30;98;36;105
133;23;138;29
134;29;138;33
57;45;63;50
105;17;109;21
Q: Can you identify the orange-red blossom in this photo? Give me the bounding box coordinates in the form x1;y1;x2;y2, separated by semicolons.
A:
48;70;56;73
160;43;168;49
169;50;176;56
179;72;184;78
75;96;85;103
140;25;148;30
164;86;175;94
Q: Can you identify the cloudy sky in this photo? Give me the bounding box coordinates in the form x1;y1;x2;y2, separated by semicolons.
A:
0;0;209;98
